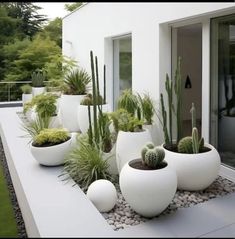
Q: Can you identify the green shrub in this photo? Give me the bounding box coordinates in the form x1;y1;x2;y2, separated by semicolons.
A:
80;93;105;105
21;84;32;94
62;140;112;191
33;128;70;146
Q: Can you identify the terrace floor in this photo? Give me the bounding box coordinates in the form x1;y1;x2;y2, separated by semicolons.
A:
0;106;235;237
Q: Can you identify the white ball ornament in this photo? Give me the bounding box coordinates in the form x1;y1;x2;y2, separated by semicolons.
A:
87;179;117;212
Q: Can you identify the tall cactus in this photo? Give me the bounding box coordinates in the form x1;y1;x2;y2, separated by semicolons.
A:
190;103;196;129
192;127;199;154
165;73;173;145
103;65;106;104
160;93;170;145
174;57;183;143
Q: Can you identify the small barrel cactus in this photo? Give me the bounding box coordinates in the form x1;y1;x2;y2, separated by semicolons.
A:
178;136;193;154
141;144;165;169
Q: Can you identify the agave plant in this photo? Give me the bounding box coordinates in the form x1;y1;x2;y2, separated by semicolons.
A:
63;68;91;95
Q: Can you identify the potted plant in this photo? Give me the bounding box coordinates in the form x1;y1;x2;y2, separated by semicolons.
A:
163;103;221;191
30;128;72;166
113;109;152;173
25;93;61;128
31;69;46;96
119;142;177;217
160;58;221;191
21;84;32;106
60;68;91;132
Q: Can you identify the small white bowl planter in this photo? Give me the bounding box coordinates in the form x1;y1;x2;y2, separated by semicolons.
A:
120;159;177;217
30;137;72;166
77;104;110;134
22;93;32;106
164;143;221;191
60;94;85;132
116;129;152;173
32;87;45;97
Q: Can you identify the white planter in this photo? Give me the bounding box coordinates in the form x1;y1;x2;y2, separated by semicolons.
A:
164;143;221;191
219;115;235;152
102;144;118;175
22;93;32;106
116;129;152;173
120;159;177;217
30;137;72;166
77;104;110;134
32;87;45;97
60;94;85;132
143;123;158;145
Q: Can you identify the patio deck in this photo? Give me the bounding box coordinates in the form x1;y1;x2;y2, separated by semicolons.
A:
0;107;235;237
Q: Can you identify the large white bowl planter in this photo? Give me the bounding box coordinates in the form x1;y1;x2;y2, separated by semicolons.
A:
77;104;110;134
143;123;158;145
60;94;85;132
32;87;45;97
30;137;72;166
120;159;177;217
22;93;32;106
116;129;152;173
102;144;118;175
164;143;221;191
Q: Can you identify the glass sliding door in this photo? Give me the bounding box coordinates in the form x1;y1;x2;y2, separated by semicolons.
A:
113;35;132;109
211;14;235;168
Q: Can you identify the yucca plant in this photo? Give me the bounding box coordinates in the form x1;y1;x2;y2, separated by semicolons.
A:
31;69;46;87
61;140;112;191
63;68;91;95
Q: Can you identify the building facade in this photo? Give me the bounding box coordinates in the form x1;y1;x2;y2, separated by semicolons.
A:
63;3;235;178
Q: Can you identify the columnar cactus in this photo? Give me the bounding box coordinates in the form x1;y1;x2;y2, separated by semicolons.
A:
141;144;165;169
190;103;196;129
192;127;199;153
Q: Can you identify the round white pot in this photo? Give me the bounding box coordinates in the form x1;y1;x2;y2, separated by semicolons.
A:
116;129;152;173
164;143;221;191
32;87;45;97
30;137;72;166
22;93;32;106
60;94;85;132
120;159;177;217
102;144;118;175
77;104;110;134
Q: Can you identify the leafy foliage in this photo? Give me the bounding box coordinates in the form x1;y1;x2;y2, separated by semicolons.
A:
110;109;143;133
33;128;70;146
64;2;83;12
61;140;112;191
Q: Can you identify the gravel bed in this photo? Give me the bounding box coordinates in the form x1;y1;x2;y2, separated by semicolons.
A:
102;176;235;231
0;139;27;238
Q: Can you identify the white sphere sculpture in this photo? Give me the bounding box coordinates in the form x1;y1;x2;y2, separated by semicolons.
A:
87;179;117;212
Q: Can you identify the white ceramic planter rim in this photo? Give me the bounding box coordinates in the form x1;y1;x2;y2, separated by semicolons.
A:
163;142;213;156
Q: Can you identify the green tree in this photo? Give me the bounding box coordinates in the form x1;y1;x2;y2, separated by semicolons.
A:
65;2;83;12
5;35;61;82
38;17;62;48
2;2;47;39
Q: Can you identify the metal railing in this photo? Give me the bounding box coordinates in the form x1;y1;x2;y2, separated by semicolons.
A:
0;81;32;107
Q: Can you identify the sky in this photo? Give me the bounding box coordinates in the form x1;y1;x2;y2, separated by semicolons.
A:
33;2;70;20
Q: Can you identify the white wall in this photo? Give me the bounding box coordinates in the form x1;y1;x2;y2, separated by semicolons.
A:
62;3;235;143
